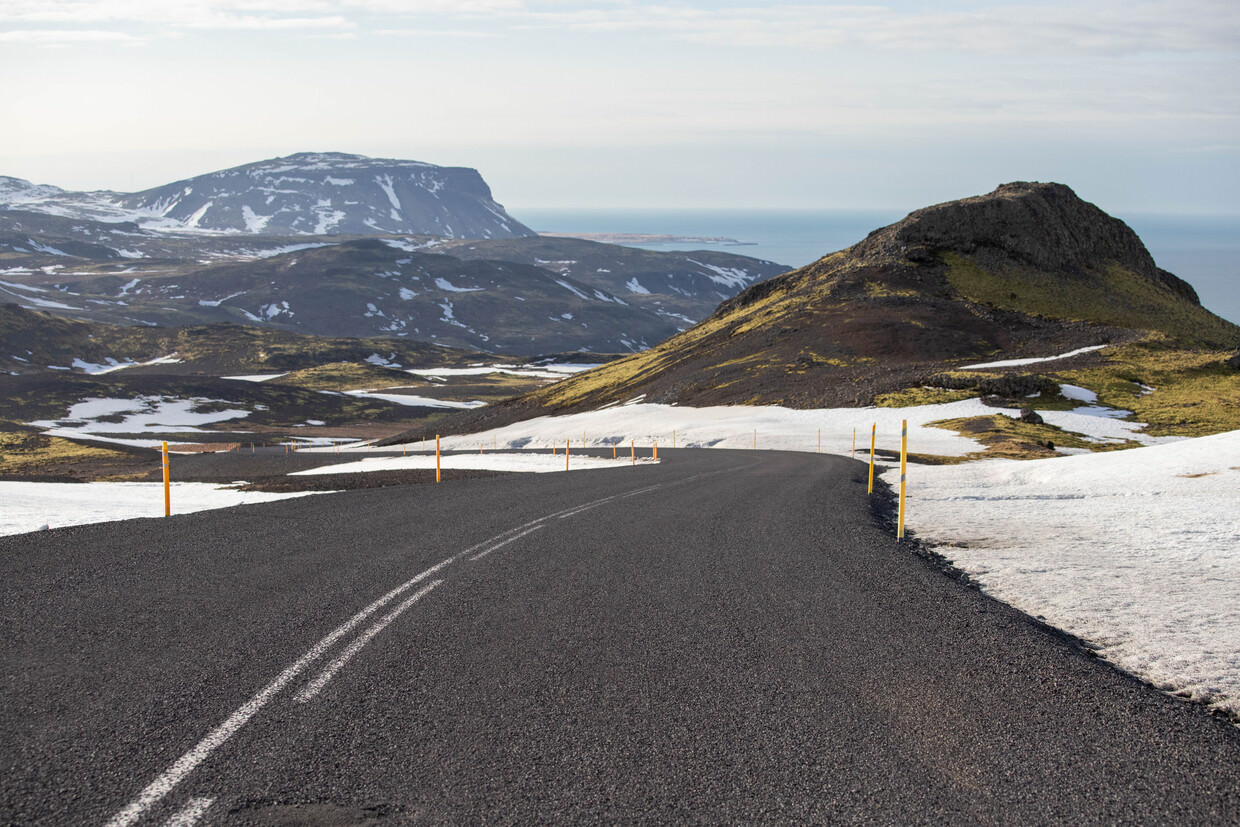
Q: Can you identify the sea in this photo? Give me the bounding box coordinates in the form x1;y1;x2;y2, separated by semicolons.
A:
515;208;1240;326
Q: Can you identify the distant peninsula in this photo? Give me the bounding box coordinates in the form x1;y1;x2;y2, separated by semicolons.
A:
539;231;756;247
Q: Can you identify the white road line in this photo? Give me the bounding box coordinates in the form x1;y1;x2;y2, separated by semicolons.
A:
468;525;545;562
295;580;443;703
104;476;696;827
162;797;213;827
103;559;453;827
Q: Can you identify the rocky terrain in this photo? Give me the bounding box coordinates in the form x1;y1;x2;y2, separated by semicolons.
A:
427;182;1240;435
0;154;787;354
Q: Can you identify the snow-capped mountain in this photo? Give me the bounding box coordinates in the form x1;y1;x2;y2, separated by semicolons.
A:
0;153;790;355
0;153;534;239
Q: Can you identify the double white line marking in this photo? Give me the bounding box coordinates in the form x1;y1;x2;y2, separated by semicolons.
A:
105;478;682;827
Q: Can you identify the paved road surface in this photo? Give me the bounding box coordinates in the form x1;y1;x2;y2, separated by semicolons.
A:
3;449;1239;825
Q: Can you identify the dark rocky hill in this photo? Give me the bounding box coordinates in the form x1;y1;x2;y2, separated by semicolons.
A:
0;214;786;354
440;182;1239;427
0;303;487;376
434;236;786;326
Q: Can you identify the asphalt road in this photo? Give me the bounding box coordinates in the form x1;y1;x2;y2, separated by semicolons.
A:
3;449;1239;825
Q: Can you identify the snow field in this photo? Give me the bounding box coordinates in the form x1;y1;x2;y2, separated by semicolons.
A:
0;481;325;537
339;399;1003;458
290;453;655;477
883;430;1240;718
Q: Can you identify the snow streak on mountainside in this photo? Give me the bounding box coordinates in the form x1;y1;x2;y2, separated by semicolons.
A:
0;153;534;240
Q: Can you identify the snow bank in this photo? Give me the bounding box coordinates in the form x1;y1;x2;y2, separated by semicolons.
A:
885;430;1240;717
0;481;323;537
290;453;654;477
418;400;1000;457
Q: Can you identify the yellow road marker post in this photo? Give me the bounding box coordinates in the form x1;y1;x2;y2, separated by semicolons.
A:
436;435;441;483
162;441;170;517
631;440;635;466
612;443;617;459
867;423;877;494
566;440;570;471
653;441;658;461
898;419;908;540
817;428;821;453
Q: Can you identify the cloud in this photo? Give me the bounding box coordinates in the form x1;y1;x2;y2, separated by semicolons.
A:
509;2;1240;55
4;1;1236;55
0;28;143;44
376;28;497;37
0;1;353;32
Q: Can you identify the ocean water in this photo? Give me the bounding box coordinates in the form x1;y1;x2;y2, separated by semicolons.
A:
515;208;1239;326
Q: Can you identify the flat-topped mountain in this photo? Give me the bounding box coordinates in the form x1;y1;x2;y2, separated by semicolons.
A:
0;154;789;354
441;182;1239;426
0;153;534;239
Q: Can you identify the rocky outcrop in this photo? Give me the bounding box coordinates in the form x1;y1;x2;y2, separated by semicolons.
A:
453;182;1239;419
855;182;1161;278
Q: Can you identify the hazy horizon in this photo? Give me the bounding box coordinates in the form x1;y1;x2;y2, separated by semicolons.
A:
3;1;1237;217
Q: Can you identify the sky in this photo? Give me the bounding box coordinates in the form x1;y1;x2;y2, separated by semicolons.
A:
2;0;1238;214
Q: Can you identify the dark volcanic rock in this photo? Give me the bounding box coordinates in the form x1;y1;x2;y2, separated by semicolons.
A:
857;182;1171;286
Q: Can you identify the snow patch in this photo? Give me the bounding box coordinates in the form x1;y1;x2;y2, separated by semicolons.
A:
30;396;251;434
434;277;484;293
960;345;1107;370
0;481;323;537
241;205;272;233
555;279;591;300
887;430;1240;717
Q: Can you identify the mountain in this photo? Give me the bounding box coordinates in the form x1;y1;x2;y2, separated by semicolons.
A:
0;221;786;355
0;302;488;377
56;239;681;353
436;182;1240;427
433;236;784;327
0;153;533;239
0;153;789;354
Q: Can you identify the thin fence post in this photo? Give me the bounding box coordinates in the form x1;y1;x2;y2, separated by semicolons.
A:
436;435;441;483
868;423;877;494
162;441;170;517
898;419;908;540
